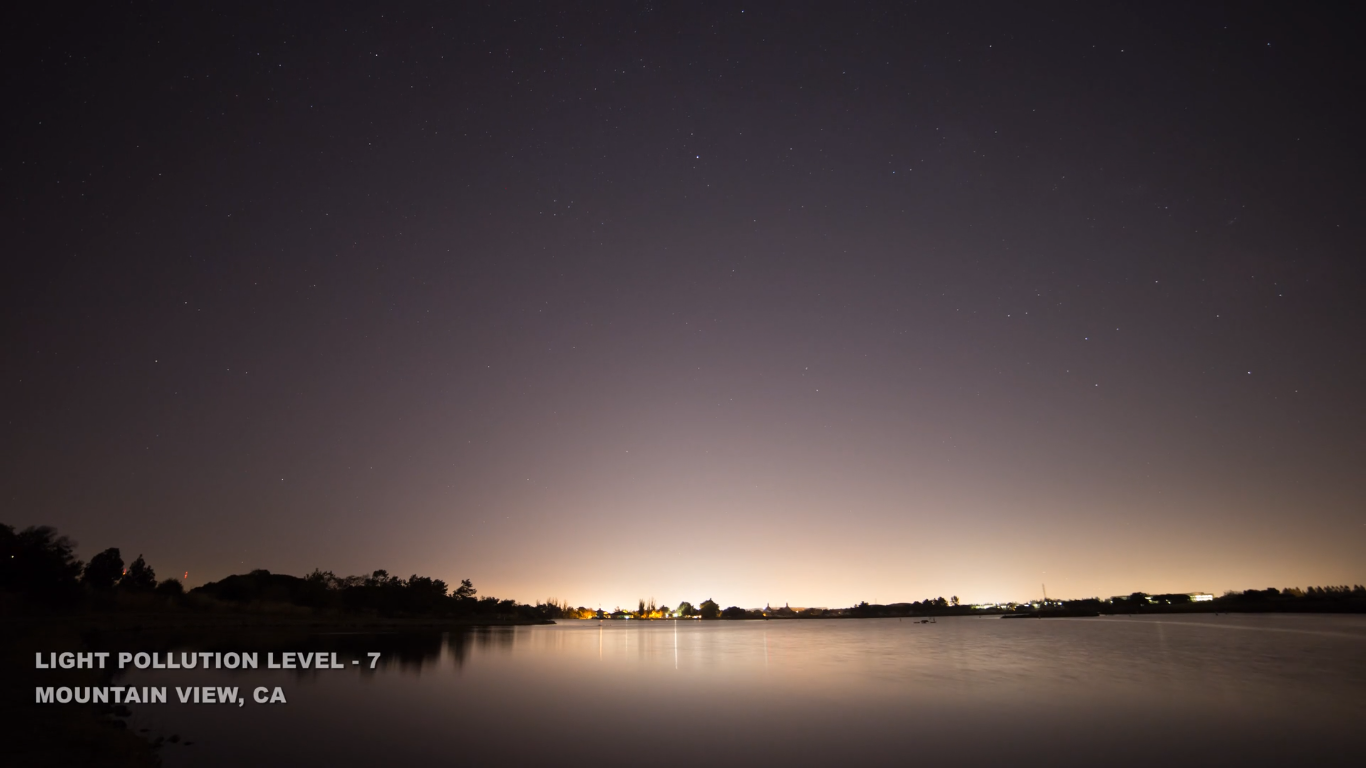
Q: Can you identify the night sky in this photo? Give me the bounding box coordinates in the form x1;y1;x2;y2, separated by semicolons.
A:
5;2;1363;608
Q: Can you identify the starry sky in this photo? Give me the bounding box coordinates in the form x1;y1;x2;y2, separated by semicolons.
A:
4;2;1363;608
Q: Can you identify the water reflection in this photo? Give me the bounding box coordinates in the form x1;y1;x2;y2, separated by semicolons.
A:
121;615;1365;768
101;625;522;680
307;626;516;674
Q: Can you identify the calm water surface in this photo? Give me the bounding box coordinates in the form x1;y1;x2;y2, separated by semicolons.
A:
125;614;1366;767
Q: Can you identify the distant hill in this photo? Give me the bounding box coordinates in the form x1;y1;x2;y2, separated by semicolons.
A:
191;569;320;605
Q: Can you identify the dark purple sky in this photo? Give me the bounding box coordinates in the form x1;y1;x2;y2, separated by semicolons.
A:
4;2;1363;607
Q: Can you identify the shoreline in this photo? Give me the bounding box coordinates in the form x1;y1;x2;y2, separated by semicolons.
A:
554;604;1366;622
2;610;547;767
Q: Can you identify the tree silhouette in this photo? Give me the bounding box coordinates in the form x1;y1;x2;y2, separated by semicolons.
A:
0;523;84;603
82;547;124;591
452;579;476;599
676;601;697;617
700;598;720;620
121;554;157;592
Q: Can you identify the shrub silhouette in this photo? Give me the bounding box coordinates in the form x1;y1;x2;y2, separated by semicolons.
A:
155;578;185;597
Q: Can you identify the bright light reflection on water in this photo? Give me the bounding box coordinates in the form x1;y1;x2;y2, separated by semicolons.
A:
126;614;1366;767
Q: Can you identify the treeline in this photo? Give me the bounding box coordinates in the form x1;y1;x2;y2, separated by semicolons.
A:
544;587;1366;621
541;595;1014;621
815;589;1366;619
534;597;965;621
843;597;967;618
0;524;185;608
534;597;735;620
0;523;538;621
11;522;1362;621
1224;586;1366;602
196;568;529;619
1024;587;1366;615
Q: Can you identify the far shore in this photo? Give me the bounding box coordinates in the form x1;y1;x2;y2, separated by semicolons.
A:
559;601;1366;621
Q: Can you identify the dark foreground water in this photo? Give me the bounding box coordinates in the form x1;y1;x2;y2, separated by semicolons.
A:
123;614;1365;767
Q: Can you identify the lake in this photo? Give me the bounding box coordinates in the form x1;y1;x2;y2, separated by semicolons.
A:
124;614;1366;767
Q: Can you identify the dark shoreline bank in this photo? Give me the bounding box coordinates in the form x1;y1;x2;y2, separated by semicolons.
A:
3;610;547;767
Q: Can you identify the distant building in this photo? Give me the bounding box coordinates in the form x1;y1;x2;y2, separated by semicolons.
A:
1188;592;1214;602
